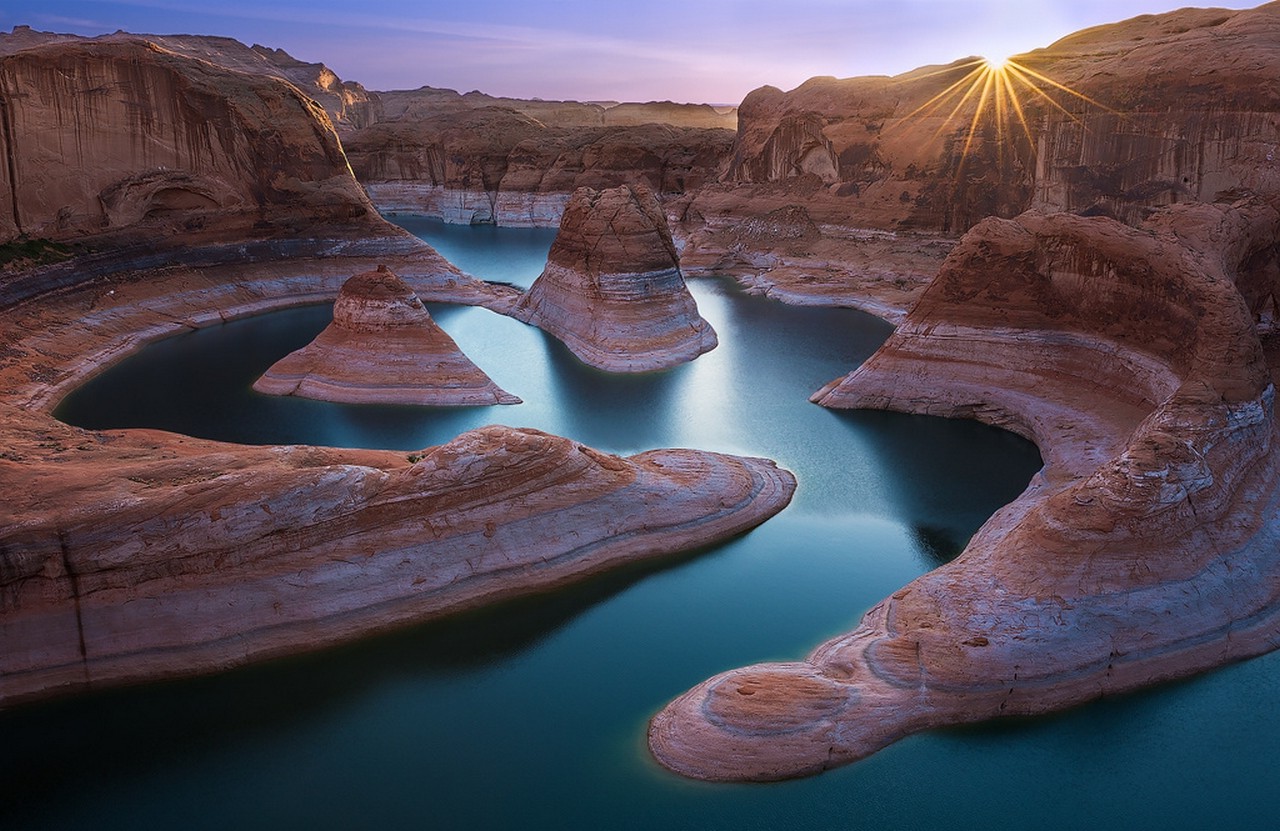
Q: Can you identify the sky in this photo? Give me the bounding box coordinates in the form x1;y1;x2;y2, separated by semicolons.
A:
1;1;1266;103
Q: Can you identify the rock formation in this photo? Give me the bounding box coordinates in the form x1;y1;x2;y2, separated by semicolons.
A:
254;266;519;405
0;37;373;245
665;3;1280;318
0;248;795;708
650;197;1280;781
514;183;717;372
0;415;794;706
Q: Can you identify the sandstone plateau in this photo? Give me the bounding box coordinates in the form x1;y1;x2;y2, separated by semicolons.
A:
515;183;717;372
651;197;1280;780
254;266;519;406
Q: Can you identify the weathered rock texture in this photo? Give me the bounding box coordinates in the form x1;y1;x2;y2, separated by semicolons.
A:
651;197;1280;781
0;418;794;706
720;4;1280;233
0;249;795;708
254;266;519;405
0;37;373;245
514;184;717;371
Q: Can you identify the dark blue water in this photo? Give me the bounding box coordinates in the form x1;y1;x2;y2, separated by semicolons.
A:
10;220;1278;830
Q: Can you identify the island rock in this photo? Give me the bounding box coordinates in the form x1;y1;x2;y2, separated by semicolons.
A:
513;183;717;372
253;266;519;406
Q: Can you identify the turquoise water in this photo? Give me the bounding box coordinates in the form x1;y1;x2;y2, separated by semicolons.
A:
11;220;1278;829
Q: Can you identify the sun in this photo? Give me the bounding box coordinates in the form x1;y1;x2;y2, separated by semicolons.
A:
895;52;1116;168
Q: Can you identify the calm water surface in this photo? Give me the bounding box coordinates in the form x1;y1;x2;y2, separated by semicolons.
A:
10;218;1278;829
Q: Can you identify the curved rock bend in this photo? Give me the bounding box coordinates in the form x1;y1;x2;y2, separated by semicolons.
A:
651;198;1280;781
253;266;519;406
515;183;717;372
0;413;794;705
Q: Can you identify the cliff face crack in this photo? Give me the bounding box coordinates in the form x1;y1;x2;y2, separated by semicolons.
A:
0;74;23;236
57;531;90;682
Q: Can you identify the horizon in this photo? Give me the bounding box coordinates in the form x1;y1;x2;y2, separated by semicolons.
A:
2;1;1267;104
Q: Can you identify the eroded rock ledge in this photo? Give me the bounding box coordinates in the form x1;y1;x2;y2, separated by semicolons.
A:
650;197;1280;781
254;265;519;405
515;183;717;372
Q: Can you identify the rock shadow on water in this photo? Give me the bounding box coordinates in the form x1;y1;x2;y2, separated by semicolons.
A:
827;408;1043;563
534;328;689;452
0;536;734;826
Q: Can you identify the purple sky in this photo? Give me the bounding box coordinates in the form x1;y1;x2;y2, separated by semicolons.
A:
4;1;1265;103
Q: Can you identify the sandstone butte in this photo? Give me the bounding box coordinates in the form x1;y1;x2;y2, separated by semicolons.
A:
649;2;1280;781
514;183;718;372
254;265;520;406
0;37;797;706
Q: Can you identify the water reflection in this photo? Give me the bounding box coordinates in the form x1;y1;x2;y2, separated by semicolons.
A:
537;329;690;452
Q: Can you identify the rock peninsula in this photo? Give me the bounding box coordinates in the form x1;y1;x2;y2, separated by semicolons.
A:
514;183;717;372
651;197;1280;780
254;266;519;406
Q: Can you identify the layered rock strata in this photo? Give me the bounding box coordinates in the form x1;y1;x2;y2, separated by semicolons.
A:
0;417;794;706
514;184;717;371
0;255;795;707
712;4;1280;236
651;198;1280;781
254;266;519;406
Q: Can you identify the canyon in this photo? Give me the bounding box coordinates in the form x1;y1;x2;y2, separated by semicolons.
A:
3;0;1280;799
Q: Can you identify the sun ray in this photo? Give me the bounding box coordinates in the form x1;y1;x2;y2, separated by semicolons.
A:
1004;65;1087;125
960;69;997;161
892;57;987;86
901;64;987;122
884;47;1116;176
1005;59;1118;114
999;68;1037;151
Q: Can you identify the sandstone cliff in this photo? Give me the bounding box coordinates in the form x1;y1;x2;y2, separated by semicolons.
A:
0;38;374;245
514;184;717;372
254;266;519;405
718;4;1280;234
347;111;734;226
670;3;1280;320
651;197;1280;781
0;27;383;133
